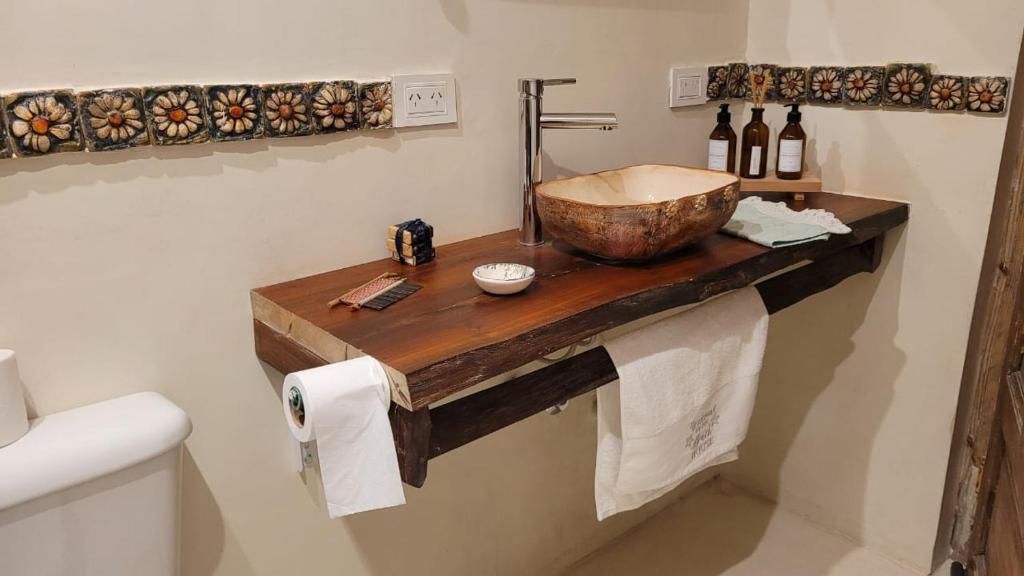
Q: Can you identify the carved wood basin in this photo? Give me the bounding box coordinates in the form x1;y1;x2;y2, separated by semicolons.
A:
536;164;740;261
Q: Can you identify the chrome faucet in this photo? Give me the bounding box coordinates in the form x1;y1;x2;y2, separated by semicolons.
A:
519;78;618;246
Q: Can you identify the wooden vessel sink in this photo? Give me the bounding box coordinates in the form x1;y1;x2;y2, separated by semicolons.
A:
535;164;740;261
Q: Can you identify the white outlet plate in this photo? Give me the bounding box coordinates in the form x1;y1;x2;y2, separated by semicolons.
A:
393;73;459;127
669;67;708;108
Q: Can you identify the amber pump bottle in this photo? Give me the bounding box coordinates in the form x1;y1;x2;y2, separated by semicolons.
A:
740;107;769;179
777;104;807;180
707;104;736;173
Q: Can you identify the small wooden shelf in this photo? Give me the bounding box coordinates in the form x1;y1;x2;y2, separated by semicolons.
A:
252;192;908;486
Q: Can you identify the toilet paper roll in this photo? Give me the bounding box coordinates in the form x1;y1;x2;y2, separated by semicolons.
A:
282;356;405;518
0;350;29;448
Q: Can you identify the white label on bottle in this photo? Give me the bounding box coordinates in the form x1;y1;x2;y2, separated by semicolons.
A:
749;146;762;175
708;140;730;171
778;140;804;173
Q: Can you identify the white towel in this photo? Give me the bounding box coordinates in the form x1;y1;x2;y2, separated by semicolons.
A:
595;287;768;520
283;357;405;518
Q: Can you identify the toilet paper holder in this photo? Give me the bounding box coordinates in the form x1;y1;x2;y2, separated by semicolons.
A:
288;387;305;427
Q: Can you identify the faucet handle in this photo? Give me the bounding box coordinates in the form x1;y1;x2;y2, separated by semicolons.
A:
542;78;577;87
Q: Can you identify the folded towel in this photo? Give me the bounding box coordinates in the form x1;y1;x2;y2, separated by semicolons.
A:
595;287;769;520
722;196;852;247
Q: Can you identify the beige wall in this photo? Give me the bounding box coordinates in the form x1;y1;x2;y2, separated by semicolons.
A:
0;1;750;575
723;1;1024;573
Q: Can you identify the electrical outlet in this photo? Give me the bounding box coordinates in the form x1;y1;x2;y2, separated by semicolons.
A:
393;74;459;127
669;67;708;108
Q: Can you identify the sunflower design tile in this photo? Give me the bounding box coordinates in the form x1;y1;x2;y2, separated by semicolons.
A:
144;86;209;146
78;88;149;151
706;66;730;101
359;81;393;130
926;75;967;112
0;112;11;159
883;63;931;108
262;83;313;138
727;63;749;99
310;81;359;134
967;76;1010;115
206;85;263;141
775;67;808;103
4;91;84;156
747;64;778;102
842;66;884;106
807;67;844;105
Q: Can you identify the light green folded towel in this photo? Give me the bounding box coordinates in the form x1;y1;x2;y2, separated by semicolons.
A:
722;196;852;248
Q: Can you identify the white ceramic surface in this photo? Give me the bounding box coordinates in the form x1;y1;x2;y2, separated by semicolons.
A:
473;263;536;295
0;392;192;576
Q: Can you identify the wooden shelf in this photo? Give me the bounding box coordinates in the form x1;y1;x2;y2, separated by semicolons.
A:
252;192;908;486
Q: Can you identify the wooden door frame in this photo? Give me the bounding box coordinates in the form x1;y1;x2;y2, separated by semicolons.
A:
935;32;1024;572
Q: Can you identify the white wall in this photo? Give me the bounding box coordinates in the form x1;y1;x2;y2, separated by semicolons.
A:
0;1;751;575
723;1;1024;572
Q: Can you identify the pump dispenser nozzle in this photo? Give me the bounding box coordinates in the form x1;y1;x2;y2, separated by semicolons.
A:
717;103;731;123
786;103;802;123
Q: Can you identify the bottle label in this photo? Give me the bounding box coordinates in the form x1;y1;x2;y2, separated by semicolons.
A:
708;140;730;171
749;146;762;175
778;140;803;173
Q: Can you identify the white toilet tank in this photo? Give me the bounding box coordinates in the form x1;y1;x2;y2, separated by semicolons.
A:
0;392;192;576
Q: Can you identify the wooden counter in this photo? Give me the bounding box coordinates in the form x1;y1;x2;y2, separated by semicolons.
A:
252;193;908;412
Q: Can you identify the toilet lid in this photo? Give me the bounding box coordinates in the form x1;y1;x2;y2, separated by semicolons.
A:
0;392;191;511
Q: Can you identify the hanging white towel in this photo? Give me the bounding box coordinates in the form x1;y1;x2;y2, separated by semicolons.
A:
596;287;769;520
284;356;405;518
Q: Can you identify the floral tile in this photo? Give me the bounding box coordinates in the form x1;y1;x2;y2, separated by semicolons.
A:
4;90;83;156
883;63;931;108
926;75;967;112
309;81;359;133
707;65;730;101
967;76;1011;114
144;86;209;146
78;88;149;151
0;109;11;159
842;66;884;106
206;85;263;141
807;67;844;105
727;63;749;99
775;67;808;103
359;81;393;130
747;64;778;102
262;83;313;138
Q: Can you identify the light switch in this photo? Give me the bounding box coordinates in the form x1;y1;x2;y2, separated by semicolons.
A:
669;67;708;108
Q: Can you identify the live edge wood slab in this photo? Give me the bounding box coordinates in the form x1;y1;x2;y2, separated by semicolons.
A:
253;192;908;486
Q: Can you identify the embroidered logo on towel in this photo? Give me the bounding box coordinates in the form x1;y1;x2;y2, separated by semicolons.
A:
686;406;720;459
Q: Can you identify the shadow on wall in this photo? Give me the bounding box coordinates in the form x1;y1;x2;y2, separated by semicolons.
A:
181;448;257;576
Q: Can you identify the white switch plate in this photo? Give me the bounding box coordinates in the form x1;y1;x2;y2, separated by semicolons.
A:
393;73;459;127
669;67;708;108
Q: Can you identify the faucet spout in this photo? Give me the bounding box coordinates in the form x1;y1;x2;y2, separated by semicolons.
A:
540;113;618;130
519;78;618;247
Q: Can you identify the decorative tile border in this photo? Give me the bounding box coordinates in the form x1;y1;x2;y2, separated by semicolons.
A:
842;66;884;107
207;85;263;142
79;88;149;151
748;64;778;103
359;81;393;130
5;90;83;156
927;75;967;112
144;85;209;146
883;63;931;108
775;67;807;104
967;76;1010;114
0;78;396;160
807;66;844;106
710;61;1011;116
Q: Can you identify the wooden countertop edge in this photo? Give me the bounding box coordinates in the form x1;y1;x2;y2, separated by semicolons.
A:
251;291;415;409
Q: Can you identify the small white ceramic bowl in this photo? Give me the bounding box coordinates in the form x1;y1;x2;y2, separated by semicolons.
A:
472;263;536;295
